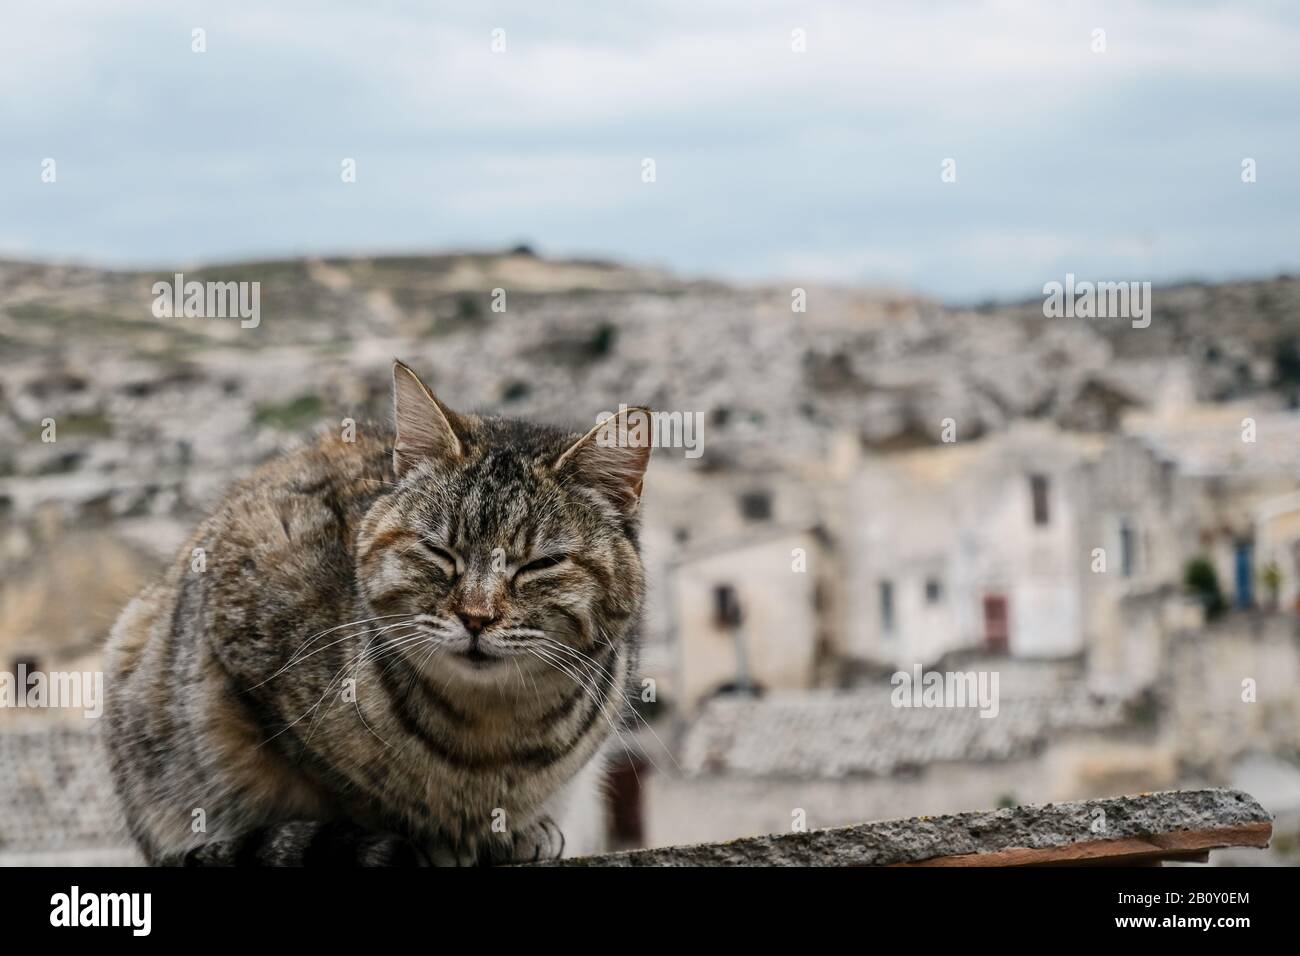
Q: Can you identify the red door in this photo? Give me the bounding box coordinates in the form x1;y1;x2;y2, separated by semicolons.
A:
983;595;1009;653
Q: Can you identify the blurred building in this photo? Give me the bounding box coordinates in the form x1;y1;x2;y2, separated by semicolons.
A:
1256;490;1300;612
663;528;823;717
628;404;1300;859
648;405;1300;702
1123;404;1300;609
644;616;1300;861
841;422;1104;665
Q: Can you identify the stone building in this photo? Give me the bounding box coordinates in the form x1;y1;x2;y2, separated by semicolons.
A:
1255;489;1300;611
1122;404;1300;610
637;458;834;715
659;528;823;717
837;422;1105;666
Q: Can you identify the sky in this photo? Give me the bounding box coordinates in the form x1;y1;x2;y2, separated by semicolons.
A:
2;0;1298;303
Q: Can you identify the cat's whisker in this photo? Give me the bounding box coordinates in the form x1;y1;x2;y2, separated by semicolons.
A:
281;613;415;667
250;617;424;690
368;630;450;683
521;644;644;774
375;636;441;683
530;653;644;780
529;634;680;774
299;622;429;743
262;622;430;748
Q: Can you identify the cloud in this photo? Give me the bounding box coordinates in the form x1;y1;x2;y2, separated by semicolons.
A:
1;0;1297;299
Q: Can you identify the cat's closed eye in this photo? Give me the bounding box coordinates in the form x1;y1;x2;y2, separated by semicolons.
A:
514;553;568;580
419;541;461;577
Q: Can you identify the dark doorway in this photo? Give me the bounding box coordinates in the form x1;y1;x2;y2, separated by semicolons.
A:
983;594;1009;653
1234;540;1254;608
605;754;648;850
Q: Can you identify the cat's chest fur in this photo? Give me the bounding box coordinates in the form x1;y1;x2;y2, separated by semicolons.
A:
330;640;619;844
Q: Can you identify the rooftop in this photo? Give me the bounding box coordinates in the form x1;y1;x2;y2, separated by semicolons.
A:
681;686;1128;779
1124;406;1300;477
0;724;137;864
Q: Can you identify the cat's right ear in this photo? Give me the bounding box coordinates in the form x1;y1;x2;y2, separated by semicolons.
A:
553;406;653;516
391;360;468;476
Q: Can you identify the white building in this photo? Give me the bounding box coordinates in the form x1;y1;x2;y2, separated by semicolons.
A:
841;423;1103;666
1122;404;1300;612
663;528;823;716
1255;490;1300;611
647;405;1300;710
640;459;830;715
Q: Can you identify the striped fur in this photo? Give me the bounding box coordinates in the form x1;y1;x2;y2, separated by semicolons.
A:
104;361;649;866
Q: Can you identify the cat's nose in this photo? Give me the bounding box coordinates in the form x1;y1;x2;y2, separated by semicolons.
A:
457;612;495;635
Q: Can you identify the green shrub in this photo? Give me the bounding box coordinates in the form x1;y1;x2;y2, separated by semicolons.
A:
254;394;325;430
1184;556;1226;620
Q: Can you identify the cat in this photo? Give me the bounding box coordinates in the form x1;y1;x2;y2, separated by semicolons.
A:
103;360;650;865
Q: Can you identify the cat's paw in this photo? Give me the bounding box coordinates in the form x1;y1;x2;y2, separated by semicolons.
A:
423;841;480;867
479;816;566;865
358;831;432;867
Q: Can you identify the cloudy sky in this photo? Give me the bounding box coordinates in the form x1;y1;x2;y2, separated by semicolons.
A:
3;0;1297;302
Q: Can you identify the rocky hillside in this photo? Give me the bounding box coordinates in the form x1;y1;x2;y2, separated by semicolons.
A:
1;250;1297;560
993;274;1300;405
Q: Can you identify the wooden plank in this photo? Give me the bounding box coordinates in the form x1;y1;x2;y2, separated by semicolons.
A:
557;789;1275;867
893;821;1272;867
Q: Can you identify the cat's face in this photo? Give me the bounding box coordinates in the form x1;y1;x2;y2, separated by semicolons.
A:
355;361;650;686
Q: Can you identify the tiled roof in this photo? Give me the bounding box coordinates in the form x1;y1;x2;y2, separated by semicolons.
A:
681;687;1128;779
1124;408;1300;476
871;422;1106;487
0;723;134;858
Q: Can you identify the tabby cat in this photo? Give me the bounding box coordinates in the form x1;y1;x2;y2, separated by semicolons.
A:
104;360;650;865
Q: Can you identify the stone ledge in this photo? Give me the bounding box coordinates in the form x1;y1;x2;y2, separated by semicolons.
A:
554;789;1271;867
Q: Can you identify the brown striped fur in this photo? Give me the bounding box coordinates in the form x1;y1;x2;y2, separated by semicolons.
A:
104;361;650;865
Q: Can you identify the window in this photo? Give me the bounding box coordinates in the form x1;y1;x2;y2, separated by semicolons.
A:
712;584;742;629
924;578;943;604
11;656;39;692
879;580;895;634
1029;474;1050;526
1119;520;1136;578
738;490;772;522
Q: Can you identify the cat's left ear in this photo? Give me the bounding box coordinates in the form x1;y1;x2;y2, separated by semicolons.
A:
391;359;470;476
554;407;653;515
